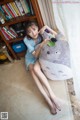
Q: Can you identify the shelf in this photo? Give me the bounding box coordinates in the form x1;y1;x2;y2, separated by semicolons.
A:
0;15;36;27
16;51;26;57
8;37;24;43
0;0;44;59
0;0;13;5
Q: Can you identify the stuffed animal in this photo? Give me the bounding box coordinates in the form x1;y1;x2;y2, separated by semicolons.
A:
39;31;73;80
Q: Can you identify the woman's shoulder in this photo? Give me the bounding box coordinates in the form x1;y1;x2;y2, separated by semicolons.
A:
23;36;28;42
23;36;31;44
23;36;34;46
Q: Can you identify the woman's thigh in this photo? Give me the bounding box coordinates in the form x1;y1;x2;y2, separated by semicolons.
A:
34;61;41;72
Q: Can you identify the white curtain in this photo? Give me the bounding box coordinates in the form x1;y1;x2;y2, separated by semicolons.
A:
37;0;57;30
52;0;80;100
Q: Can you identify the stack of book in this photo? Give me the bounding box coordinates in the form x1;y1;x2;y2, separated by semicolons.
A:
0;26;18;40
0;0;34;24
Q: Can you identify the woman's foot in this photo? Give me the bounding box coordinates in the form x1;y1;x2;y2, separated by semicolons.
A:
50;105;57;115
51;97;61;111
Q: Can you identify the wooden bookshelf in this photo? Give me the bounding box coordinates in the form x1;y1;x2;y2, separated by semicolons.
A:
8;37;24;43
0;0;44;59
0;15;36;27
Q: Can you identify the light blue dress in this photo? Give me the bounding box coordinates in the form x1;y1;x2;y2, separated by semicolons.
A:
23;35;42;70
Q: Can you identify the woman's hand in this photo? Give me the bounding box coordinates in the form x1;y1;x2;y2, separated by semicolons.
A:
32;39;49;58
39;25;57;37
40;39;49;48
39;25;47;34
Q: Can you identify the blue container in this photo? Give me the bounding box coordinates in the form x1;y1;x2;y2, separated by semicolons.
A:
12;41;27;53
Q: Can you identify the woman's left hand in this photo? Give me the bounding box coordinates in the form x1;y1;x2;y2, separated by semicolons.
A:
40;39;49;48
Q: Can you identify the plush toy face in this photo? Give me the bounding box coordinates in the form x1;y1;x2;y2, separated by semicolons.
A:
39;34;72;80
39;40;73;80
39;40;70;67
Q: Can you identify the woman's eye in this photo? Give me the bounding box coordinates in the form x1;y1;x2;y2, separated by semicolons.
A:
28;31;32;34
33;28;36;31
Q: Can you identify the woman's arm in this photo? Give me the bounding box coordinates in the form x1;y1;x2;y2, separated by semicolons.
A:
39;25;57;37
32;39;48;58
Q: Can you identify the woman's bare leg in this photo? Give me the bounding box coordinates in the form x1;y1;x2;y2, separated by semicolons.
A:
29;64;57;114
34;61;61;111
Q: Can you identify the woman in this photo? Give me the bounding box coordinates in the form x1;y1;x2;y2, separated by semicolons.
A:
24;20;61;114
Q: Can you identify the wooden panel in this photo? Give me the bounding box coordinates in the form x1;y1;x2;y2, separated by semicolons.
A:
8;37;24;43
31;0;44;28
16;51;26;58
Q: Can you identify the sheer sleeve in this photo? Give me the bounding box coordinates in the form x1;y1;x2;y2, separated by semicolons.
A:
24;37;35;53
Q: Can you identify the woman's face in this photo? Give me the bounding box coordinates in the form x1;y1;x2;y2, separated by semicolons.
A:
27;24;39;39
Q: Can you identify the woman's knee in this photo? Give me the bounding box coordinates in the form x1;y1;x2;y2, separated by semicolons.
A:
34;62;41;73
29;64;34;73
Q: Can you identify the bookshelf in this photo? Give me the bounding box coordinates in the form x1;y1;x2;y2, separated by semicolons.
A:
0;0;44;59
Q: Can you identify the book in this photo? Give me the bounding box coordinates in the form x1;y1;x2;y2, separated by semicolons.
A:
9;27;18;37
2;5;12;19
20;0;29;14
6;4;15;18
9;3;18;17
0;11;6;21
24;0;30;13
0;28;10;40
0;28;9;40
26;0;34;15
15;0;25;16
3;27;14;39
0;5;10;20
3;27;16;38
4;4;14;18
11;2;21;16
0;16;5;24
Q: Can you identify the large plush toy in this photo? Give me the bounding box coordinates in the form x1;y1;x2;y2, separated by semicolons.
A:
39;30;73;80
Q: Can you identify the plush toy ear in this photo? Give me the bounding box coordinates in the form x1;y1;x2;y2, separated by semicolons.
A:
51;38;57;42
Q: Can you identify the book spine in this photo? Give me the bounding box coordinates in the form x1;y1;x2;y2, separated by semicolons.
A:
9;27;18;37
10;2;19;17
4;4;13;18
3;27;16;38
0;5;10;20
27;0;34;15
12;2;21;16
8;3;17;17
3;27;14;39
0;11;6;21
2;6;11;20
24;0;30;13
2;5;12;19
9;3;18;17
20;0;28;14
0;28;10;40
15;0;25;16
0;16;5;24
6;4;15;18
7;3;16;18
3;28;13;39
